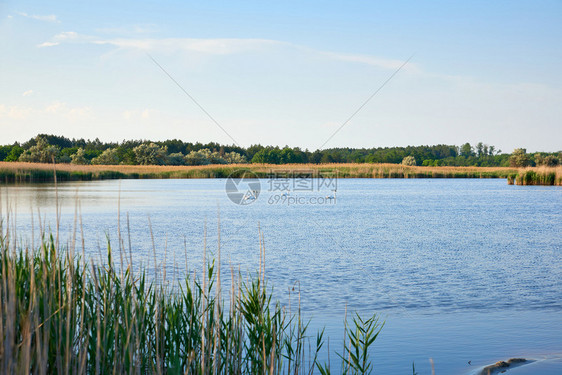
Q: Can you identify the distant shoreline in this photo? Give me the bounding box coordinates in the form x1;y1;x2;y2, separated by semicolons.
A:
0;161;560;186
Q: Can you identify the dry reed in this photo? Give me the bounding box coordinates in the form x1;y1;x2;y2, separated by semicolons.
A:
0;161;532;184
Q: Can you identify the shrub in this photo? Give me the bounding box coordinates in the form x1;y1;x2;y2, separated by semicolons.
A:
133;142;168;165
401;155;417;166
4;145;24;161
18;136;59;163
509;148;531;167
167;152;185;165
185;149;227;165
185;149;212;165
224;151;247;164
70;148;89;165
91;148;119;165
543;155;559;167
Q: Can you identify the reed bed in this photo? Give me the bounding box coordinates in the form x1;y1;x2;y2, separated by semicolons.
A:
0;216;383;374
0;161;526;184
507;166;562;186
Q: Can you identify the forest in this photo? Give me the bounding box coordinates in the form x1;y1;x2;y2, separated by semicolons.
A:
0;134;560;168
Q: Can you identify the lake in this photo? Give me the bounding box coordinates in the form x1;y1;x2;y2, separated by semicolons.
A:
1;178;561;374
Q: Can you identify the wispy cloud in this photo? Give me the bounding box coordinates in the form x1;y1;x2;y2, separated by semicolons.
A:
37;32;417;71
39;32;282;54
16;11;60;23
44;101;92;120
0;102;91;121
37;31;92;48
123;108;155;121
54;31;81;40
0;104;33;120
38;41;59;48
316;50;419;72
92;37;284;55
22;90;34;97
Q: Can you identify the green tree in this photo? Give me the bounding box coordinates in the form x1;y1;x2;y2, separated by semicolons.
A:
91;148;119;165
60;147;78;162
460;143;474;157
246;144;265;160
251;148;281;164
401;155;417;166
542;155;559;167
476;142;484;158
18;136;59;163
185;149;210;165
27;134;73;149
224;151;247;164
167;152;185;166
4;145;24;161
320;153;334;163
509;148;531;167
0;145;11;161
133;142;168;165
184;148;227;165
209;150;227;164
71;148;89;165
160;139;187;154
310;150;323;164
280;147;296;164
185;149;212;165
534;154;545;166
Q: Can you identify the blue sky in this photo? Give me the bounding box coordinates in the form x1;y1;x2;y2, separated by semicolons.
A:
1;0;561;152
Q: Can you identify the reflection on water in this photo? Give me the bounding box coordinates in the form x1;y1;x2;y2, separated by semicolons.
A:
1;178;561;374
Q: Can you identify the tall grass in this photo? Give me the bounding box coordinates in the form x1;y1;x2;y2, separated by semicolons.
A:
0;216;382;374
507;166;562;186
0;161;527;184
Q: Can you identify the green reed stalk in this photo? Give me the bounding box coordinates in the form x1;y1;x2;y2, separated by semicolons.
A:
0;229;384;374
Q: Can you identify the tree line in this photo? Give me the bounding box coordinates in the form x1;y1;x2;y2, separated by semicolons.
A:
0;134;560;167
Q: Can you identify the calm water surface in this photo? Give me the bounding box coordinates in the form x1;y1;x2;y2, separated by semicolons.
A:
2;178;561;374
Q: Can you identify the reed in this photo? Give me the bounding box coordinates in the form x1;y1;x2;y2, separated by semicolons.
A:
0;220;383;374
507;166;562;186
0;162;528;184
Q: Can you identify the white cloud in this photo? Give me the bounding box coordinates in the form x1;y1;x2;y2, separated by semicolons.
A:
122;110;134;121
38;32;95;48
54;31;80;40
122;108;156;121
22;90;34;97
0;104;33;120
44;101;65;114
37;41;59;48
92;37;284;55
44;101;92;120
315;50;419;72
98;36;414;71
0;102;91;123
16;11;59;23
36;32;417;71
